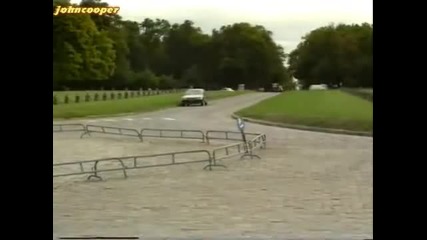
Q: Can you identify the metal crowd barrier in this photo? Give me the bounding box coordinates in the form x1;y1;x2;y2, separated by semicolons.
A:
211;133;267;164
205;130;260;144
53;150;214;181
53;123;267;180
251;133;267;150
53;123;86;133
140;128;205;142
80;124;142;141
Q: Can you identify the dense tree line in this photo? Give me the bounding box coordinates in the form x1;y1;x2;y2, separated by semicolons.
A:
288;23;373;89
53;0;291;90
53;0;372;91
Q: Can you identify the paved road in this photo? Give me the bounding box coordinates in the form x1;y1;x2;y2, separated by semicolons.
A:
53;92;373;239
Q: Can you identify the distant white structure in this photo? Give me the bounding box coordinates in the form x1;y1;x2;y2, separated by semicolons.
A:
238;84;245;91
309;84;328;90
293;77;301;91
222;87;234;92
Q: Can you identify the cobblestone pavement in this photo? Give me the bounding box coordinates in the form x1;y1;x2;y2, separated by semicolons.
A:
53;93;373;239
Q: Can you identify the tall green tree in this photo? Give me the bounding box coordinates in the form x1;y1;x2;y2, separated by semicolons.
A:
288;23;372;89
53;0;116;87
54;1;367;91
210;23;291;89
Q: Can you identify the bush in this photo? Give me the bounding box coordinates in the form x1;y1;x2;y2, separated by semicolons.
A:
133;69;159;89
64;95;69;104
85;93;91;102
130;91;134;98
124;91;129;99
110;92;115;100
158;75;178;89
117;92;122;99
75;95;80;103
94;93;99;101
53;95;58;105
102;92;107;101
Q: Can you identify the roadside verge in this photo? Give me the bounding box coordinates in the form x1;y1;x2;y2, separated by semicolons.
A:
231;113;372;137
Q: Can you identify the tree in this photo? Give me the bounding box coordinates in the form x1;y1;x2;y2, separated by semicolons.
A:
53;1;115;87
55;3;369;91
210;23;291;89
288;23;373;89
163;20;210;82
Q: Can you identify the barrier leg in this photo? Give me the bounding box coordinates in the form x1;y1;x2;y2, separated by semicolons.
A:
80;129;91;139
87;174;103;181
240;142;261;160
87;161;102;181
203;163;227;170
203;157;227;170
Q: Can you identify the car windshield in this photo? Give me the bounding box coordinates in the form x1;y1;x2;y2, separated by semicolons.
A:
185;89;203;95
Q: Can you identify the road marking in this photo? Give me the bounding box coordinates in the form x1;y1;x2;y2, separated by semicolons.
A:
124;118;134;121
162;117;176;121
102;119;116;122
142;118;152;120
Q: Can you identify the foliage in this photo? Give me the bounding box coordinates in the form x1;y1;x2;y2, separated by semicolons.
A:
288;23;372;89
53;1;372;91
53;1;292;90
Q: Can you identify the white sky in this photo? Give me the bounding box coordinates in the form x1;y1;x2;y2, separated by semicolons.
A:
71;0;372;52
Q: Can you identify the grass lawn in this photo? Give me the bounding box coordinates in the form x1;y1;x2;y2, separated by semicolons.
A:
236;90;373;132
53;90;249;119
340;88;373;102
53;90;181;104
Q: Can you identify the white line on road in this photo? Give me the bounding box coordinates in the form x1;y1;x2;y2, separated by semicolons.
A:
162;117;176;121
124;118;134;121
142;118;152;120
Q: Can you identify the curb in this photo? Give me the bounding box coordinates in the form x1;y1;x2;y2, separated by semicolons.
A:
231;114;372;137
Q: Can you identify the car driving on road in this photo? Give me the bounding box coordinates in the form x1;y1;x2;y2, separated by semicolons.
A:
180;88;208;106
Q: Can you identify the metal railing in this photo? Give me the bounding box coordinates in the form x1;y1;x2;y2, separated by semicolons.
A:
251;133;267;150
80;124;142;141
140;128;205;142
205;130;260;144
212;141;247;163
211;133;267;164
53;123;86;133
53;158;128;180
53;124;260;146
53;123;267;180
53;150;214;181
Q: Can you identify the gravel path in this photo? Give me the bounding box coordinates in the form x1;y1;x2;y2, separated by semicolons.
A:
53;92;373;239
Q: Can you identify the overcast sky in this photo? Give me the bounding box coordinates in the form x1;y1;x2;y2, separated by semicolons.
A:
71;0;372;52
